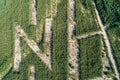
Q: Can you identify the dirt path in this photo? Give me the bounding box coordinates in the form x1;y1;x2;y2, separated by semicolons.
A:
93;2;119;79
30;0;37;25
90;77;103;80
29;66;35;80
68;0;79;80
101;39;113;79
16;25;52;70
45;19;52;43
77;31;102;39
44;18;52;63
13;25;21;72
90;77;113;80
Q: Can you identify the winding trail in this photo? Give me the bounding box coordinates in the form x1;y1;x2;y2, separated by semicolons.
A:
68;0;79;80
93;2;119;79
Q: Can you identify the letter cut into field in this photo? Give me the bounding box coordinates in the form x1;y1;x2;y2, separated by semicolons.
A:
45;18;52;57
15;25;52;70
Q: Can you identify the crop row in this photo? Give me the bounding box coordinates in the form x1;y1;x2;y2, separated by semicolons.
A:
51;0;68;80
79;36;103;80
94;0;120;26
76;0;100;35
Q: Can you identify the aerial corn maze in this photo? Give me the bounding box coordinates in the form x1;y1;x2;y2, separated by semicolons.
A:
0;0;120;80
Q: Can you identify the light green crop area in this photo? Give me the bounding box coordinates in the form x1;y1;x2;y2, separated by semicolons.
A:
0;0;14;78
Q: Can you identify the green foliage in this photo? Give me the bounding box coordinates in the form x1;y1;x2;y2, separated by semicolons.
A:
36;0;48;51
52;0;68;80
76;0;100;35
79;36;102;80
94;0;120;26
2;52;53;80
0;0;14;76
0;0;44;78
95;0;120;76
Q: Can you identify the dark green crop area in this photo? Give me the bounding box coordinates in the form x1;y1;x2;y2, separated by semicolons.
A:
79;36;102;80
94;0;120;26
52;0;68;80
76;0;100;35
108;26;120;73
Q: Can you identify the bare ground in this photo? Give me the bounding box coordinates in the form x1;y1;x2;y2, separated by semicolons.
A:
68;0;79;80
13;25;21;72
44;18;52;57
90;77;113;80
45;18;52;43
77;31;102;39
101;39;113;79
30;0;37;25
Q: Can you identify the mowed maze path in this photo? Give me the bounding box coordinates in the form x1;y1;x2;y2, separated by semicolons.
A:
0;0;119;80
